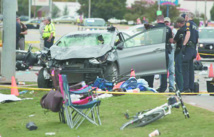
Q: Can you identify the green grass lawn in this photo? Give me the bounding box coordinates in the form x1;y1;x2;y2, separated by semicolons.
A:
0;89;214;137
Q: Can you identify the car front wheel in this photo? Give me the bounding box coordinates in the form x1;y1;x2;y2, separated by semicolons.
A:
104;63;119;82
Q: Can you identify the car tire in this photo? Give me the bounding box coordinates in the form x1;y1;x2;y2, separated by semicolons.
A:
104;63;119;82
37;68;52;88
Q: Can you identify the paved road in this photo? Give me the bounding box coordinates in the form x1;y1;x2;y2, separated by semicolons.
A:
18;24;214;112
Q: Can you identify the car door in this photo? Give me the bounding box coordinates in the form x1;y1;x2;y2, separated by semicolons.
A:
117;27;167;76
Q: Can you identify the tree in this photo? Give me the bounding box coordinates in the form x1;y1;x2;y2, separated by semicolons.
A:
63;5;69;16
77;0;127;21
210;4;214;20
124;2;180;23
124;1;148;21
52;5;60;18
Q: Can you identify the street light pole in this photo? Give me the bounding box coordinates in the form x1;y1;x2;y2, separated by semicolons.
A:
88;0;91;18
49;0;52;18
204;0;207;25
158;0;160;11
29;0;31;20
2;0;16;81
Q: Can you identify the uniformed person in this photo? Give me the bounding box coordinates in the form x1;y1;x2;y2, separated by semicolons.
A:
181;13;198;92
43;17;56;49
154;15;173;92
173;17;186;92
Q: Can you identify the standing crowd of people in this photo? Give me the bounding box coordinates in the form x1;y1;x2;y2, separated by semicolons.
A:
144;13;198;93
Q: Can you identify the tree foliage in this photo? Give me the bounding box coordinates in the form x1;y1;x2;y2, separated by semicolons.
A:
63;5;69;16
52;5;60;18
124;2;180;23
210;4;214;21
77;0;127;20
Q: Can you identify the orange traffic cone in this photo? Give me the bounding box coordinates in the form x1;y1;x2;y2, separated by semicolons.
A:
130;69;136;77
196;53;201;61
11;76;19;96
208;64;214;78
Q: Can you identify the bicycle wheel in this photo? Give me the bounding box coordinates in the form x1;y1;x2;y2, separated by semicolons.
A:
120;110;164;130
137;110;165;127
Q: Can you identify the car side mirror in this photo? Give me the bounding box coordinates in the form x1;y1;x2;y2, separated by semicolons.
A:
116;42;124;50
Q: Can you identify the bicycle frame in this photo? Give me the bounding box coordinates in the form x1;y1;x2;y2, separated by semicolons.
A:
138;101;180;119
137;90;189;119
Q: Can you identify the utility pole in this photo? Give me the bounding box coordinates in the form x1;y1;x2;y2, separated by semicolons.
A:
2;0;16;81
49;0;52;18
166;5;169;17
88;0;91;18
204;0;207;25
29;0;31;20
158;0;160;11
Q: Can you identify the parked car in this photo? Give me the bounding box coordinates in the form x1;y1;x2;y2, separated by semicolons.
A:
19;15;29;22
82;18;106;31
37;26;167;88
122;25;145;36
108;18;127;24
198;27;214;57
53;16;76;24
24;19;41;29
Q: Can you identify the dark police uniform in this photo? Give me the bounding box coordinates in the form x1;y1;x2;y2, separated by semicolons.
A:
174;25;186;91
153;23;173;92
16;22;21;49
182;20;198;91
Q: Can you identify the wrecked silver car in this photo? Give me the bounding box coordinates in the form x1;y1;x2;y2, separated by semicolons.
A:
37;27;167;88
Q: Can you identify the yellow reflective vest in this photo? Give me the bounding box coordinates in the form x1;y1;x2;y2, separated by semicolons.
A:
43;23;55;38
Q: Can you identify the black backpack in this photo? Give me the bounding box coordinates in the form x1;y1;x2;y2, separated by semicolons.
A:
194;60;203;70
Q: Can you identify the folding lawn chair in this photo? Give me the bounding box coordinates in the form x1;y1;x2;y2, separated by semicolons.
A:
59;74;101;129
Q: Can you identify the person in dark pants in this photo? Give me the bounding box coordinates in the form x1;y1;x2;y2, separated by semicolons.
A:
153;15;173;92
181;13;198;92
17;17;28;50
16;16;21;49
173;17;186;92
43;17;55;49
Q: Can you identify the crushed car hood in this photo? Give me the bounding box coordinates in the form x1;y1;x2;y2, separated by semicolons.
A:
50;45;112;60
199;39;214;44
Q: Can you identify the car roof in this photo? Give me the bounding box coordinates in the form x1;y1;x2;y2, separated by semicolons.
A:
199;27;214;30
84;18;105;21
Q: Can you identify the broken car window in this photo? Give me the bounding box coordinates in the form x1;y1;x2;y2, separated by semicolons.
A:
56;33;113;47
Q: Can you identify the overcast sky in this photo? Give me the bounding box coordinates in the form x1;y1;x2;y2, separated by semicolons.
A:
126;0;214;20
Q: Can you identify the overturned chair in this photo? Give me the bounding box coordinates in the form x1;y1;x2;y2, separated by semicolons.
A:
59;74;101;129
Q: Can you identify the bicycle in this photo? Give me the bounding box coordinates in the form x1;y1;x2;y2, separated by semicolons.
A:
120;90;190;130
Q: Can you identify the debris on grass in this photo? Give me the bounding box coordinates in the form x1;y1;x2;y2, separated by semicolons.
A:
45;132;56;136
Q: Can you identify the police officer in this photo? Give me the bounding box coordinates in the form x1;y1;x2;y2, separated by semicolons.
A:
43;17;56;49
182;13;198;92
173;17;186;92
154;15;173;92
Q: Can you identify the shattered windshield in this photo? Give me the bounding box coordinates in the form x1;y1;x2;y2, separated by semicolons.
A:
56;33;113;47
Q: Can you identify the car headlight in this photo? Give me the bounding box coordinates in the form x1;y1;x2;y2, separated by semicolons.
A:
199;44;204;47
89;58;100;64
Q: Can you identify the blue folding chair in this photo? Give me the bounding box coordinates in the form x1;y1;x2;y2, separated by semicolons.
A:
61;75;101;129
